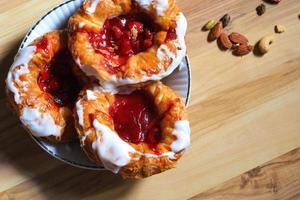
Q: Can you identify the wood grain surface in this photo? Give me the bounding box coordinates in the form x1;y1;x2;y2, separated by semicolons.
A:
190;148;300;200
1;0;300;199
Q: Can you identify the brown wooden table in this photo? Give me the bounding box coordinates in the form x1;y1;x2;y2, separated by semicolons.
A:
1;0;300;199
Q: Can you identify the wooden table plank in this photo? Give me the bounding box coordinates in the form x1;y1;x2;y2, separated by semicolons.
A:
0;0;300;199
190;147;300;200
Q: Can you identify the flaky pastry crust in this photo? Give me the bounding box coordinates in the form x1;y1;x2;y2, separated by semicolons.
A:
74;81;189;178
68;0;186;87
6;31;77;142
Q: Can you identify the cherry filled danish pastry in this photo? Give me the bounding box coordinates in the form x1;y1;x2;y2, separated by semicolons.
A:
74;81;190;178
6;0;190;178
68;0;187;88
6;31;82;142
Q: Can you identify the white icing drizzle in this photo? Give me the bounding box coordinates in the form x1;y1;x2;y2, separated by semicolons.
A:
75;14;187;92
153;12;187;79
81;130;92;146
94;84;136;95
6;72;21;103
135;0;169;16
79;22;86;28
6;46;65;139
75;57;81;66
88;118;188;173
86;90;97;100
170;120;190;152
75;86;190;173
99;75;154;92
175;13;188;47
98;80;121;95
6;46;36;104
143;152;175;159
20;107;62;138
107;13;186;90
14;65;30;83
135;0;151;10
85;0;101;14
76;100;84;126
156;44;176;69
92;120;136;173
12;46;36;67
156;0;169;16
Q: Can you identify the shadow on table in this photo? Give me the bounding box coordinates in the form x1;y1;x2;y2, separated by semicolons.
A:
0;40;137;199
0;39;21;98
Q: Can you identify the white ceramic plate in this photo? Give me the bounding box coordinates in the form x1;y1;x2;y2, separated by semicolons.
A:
18;0;191;170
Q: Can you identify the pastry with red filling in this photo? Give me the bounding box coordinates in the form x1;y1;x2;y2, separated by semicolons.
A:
68;0;187;88
6;31;82;142
75;81;190;178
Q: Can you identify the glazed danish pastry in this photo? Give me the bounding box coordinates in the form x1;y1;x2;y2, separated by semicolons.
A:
74;81;190;178
6;31;82;142
68;0;187;88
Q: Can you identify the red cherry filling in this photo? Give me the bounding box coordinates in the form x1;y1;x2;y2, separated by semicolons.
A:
80;13;162;73
109;91;161;148
36;36;49;56
37;50;81;107
166;28;177;41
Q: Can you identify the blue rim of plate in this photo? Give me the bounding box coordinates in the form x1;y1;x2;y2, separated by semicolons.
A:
19;0;192;170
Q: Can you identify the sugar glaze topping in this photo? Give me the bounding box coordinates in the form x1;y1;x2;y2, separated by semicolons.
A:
75;12;187;91
6;42;77;138
20;107;62;138
6;46;36;104
135;0;169;16
85;0;101;13
170;120;190;152
92;119;136;173
76;87;190;173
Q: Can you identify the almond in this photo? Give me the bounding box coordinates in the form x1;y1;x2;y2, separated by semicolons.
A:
219;32;233;49
229;32;249;44
208;22;223;41
233;44;253;56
